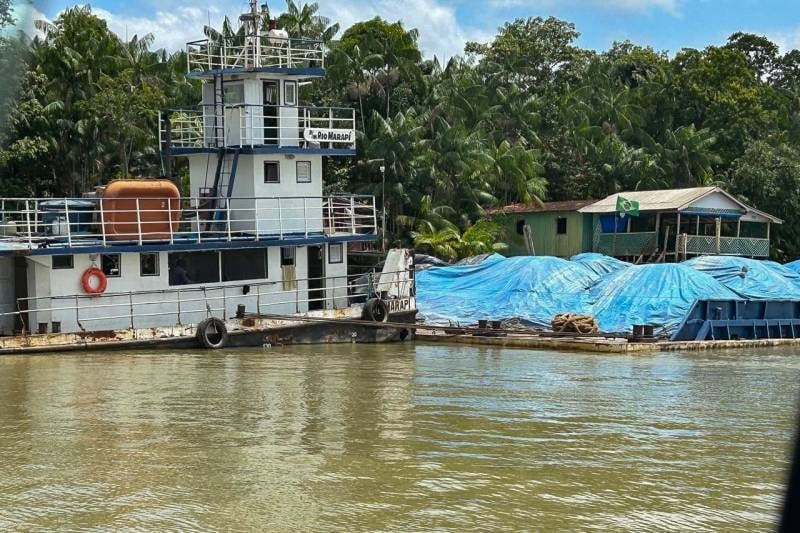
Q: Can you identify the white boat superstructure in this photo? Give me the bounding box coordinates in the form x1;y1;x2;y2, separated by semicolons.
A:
0;1;416;351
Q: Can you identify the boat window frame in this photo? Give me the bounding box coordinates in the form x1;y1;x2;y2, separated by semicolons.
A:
328;243;343;264
281;246;296;267
52;255;74;270
283;80;297;106
140;252;160;277
264;160;280;183
296;160;312;183
101;253;122;278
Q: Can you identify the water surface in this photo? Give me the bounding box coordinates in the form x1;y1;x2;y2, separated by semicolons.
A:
0;344;797;531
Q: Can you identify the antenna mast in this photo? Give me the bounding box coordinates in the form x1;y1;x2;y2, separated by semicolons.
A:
240;0;263;67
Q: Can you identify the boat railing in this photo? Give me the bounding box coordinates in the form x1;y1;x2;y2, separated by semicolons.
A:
186;35;325;73
0;195;377;250
0;268;412;334
160;104;356;151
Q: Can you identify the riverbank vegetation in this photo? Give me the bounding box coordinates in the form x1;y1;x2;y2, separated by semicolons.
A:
2;3;800;259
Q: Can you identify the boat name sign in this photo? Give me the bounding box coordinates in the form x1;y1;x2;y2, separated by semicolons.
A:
387;298;413;314
303;128;354;143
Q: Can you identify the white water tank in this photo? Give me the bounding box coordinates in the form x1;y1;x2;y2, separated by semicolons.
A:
0;220;16;236
268;28;289;45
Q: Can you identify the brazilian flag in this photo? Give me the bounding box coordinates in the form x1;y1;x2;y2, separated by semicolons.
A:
616;195;639;217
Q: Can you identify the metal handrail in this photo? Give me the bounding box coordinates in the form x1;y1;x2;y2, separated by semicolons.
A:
186;34;325;72
161;104;356;150
0;195;377;250
1;268;413;333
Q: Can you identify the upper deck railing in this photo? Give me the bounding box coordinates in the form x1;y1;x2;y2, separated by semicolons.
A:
0;195;376;252
187;35;325;74
160;104;356;151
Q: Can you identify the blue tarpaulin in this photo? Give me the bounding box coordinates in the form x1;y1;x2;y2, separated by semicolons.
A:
416;254;598;327
417;254;739;334
785;259;800;274
416;253;800;334
570;253;630;276
683;256;800;300
582;263;738;334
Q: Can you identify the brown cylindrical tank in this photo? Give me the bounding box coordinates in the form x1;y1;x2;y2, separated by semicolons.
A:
101;180;181;241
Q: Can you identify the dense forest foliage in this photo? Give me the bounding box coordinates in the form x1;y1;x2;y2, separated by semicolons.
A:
2;2;800;260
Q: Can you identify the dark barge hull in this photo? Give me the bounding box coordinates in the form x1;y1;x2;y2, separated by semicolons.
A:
0;311;418;355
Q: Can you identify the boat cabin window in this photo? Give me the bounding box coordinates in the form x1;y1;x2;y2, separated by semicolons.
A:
52;255;74;269
140;253;159;277
222;249;268;282
281;247;295;266
101;254;121;277
284;80;297;106
264;161;280;183
168;251;220;286
296;161;312;183
328;243;343;264
556;217;568;235
223;84;244;104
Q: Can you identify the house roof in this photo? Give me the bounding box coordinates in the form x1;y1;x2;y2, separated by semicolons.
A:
489;199;595;215
578;186;783;224
578;187;719;213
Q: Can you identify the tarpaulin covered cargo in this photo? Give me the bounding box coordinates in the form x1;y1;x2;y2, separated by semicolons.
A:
683;256;800;300
582;263;738;335
570;253;630;276
416;254;597;327
785;259;800;274
417;254;739;334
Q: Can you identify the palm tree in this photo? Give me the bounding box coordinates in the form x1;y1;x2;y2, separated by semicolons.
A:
659;125;720;186
278;1;340;42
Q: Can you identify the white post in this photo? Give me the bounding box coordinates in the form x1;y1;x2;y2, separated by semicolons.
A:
24;200;32;249
167;199;174;245
64;200;72;247
350;196;356;235
278;199;283;239
303;197;308;238
196;198;203;243
372;196;378;236
226;200;232;241
135;198;143;245
99;197;107;247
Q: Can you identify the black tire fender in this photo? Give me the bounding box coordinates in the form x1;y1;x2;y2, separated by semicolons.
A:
362;298;389;323
196;317;228;349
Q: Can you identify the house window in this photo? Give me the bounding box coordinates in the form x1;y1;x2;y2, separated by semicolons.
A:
140;253;159;277
284;80;297;106
516;219;526;235
222;249;268;282
328;243;343;264
281;247;296;266
101;254;121;277
264;161;280;183
556;217;568;235
52;255;74;269
296;161;312;183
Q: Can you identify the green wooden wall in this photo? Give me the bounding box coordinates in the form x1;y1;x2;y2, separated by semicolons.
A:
500;211;592;257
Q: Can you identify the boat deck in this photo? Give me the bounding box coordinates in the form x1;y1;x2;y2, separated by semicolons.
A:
416;329;800;353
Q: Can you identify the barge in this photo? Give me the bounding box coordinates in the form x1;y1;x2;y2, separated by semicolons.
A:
0;2;416;353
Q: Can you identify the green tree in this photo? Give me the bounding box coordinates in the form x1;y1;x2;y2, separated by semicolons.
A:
729;141;800;260
277;1;339;42
466;17;591;91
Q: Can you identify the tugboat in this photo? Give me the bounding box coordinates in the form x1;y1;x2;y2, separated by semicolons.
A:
0;2;416;354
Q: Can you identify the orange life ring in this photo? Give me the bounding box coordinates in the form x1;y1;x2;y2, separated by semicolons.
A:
81;267;107;295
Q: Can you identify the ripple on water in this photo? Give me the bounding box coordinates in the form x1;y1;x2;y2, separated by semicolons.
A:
0;344;797;531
